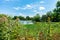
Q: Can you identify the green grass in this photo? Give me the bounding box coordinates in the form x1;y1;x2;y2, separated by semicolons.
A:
20;22;60;37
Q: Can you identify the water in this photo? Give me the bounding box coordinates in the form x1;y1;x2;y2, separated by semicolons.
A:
20;20;33;24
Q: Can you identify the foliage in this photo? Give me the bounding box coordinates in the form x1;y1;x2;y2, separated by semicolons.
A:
56;1;60;8
41;15;47;22
24;22;60;40
13;16;18;20
32;14;40;22
12;1;60;22
0;1;60;40
26;16;31;20
41;1;60;22
18;16;25;20
0;15;60;40
0;16;23;40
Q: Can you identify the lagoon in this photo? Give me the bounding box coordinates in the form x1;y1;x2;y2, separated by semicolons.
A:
20;20;33;24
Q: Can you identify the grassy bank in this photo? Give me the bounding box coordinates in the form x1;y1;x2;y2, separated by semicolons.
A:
0;17;60;40
23;22;60;36
19;22;60;40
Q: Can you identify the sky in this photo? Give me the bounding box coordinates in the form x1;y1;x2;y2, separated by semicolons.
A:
0;0;58;17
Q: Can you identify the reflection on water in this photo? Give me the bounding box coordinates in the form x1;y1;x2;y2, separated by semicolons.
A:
20;20;33;24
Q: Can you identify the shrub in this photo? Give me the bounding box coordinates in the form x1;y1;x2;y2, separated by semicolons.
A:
0;16;22;40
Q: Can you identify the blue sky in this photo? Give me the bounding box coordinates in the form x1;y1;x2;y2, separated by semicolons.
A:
0;0;58;17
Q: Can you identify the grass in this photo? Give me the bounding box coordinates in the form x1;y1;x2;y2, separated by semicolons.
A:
20;22;60;37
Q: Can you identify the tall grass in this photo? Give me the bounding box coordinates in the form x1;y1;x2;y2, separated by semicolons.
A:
0;16;60;40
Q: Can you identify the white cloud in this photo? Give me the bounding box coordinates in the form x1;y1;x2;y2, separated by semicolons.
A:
29;15;34;17
33;9;45;16
13;7;20;10
36;12;40;14
40;1;45;3
39;6;45;10
19;13;24;16
13;4;33;10
33;10;37;12
19;13;26;17
35;12;45;16
13;2;46;16
26;5;32;8
20;4;33;10
23;4;33;10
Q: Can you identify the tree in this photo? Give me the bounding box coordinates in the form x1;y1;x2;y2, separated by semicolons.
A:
18;16;25;20
26;16;31;20
56;1;60;8
41;11;53;22
41;15;47;22
46;11;52;17
13;16;18;20
53;1;60;22
0;14;7;18
46;11;54;22
32;14;40;22
0;15;23;40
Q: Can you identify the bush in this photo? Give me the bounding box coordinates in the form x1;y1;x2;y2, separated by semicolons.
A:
0;16;22;40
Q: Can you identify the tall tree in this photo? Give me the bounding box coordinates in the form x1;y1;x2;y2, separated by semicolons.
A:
56;1;60;8
53;1;60;22
18;16;25;20
46;11;53;22
13;16;18;20
33;14;40;22
26;16;31;20
41;15;47;22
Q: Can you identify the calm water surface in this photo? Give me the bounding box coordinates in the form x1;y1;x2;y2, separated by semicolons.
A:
20;20;33;24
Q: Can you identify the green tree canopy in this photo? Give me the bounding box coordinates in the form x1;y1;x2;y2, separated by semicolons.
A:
26;16;31;20
33;14;40;22
18;16;25;20
56;1;60;8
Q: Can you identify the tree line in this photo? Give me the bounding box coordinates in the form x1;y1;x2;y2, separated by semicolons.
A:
0;1;59;22
10;1;60;22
